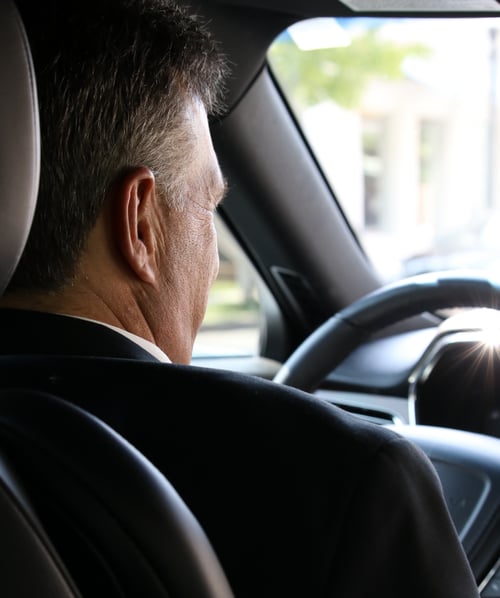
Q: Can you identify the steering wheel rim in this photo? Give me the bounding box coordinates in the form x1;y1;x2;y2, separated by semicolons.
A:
273;270;500;393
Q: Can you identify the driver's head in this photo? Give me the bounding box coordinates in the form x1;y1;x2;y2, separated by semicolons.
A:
5;0;230;362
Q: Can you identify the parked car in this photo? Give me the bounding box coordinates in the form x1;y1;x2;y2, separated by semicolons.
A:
2;0;500;596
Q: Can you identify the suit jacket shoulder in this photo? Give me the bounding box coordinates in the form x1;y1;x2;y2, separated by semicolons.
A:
0;308;479;597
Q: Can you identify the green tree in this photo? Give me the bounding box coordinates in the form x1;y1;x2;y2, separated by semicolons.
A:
268;24;431;110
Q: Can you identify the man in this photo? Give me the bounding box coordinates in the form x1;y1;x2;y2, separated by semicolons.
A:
0;0;480;596
6;0;228;365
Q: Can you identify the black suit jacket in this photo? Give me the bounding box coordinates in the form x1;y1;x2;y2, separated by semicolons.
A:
0;308;480;597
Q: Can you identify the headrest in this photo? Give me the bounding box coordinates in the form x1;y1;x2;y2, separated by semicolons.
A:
0;0;40;294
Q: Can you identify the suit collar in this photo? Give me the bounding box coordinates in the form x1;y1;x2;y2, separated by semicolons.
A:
0;308;161;362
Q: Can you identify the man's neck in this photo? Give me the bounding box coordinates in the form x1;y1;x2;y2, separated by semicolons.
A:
0;287;169;361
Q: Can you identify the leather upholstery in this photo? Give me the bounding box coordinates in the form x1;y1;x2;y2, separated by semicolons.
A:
0;388;235;598
0;4;63;595
0;450;79;598
0;0;39;294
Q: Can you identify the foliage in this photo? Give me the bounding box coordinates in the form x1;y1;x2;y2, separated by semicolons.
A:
268;24;431;110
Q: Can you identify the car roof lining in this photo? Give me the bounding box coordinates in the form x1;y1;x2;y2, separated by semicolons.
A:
210;0;500;17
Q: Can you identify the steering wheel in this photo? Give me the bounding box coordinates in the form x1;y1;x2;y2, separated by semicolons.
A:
273;270;500;393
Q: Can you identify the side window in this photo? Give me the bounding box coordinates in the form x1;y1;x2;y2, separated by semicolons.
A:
193;215;261;357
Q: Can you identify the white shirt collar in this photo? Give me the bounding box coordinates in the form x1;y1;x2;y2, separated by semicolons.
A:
63;314;171;363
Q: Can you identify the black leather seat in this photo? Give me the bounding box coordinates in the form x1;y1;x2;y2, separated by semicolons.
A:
0;444;79;598
0;388;235;598
0;3;234;596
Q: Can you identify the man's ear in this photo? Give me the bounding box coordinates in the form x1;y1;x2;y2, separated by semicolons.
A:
112;166;158;284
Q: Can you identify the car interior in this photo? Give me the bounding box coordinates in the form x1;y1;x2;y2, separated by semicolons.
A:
2;0;500;596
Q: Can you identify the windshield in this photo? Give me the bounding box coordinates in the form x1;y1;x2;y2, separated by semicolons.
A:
268;17;500;283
